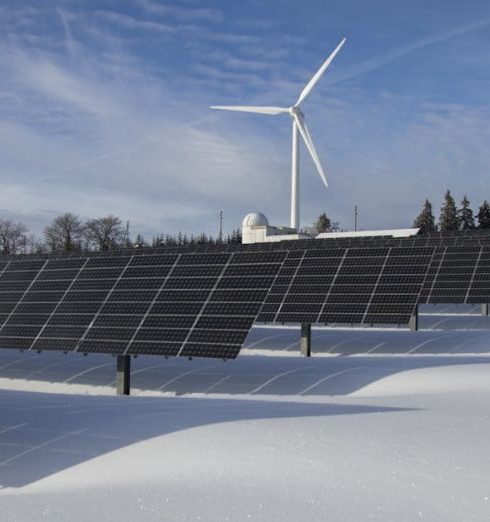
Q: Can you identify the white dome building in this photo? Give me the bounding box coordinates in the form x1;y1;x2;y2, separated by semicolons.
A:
242;212;269;228
241;212;311;244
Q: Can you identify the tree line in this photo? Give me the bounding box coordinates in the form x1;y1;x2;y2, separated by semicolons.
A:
310;191;490;236
0;212;242;256
2;193;489;257
413;191;490;233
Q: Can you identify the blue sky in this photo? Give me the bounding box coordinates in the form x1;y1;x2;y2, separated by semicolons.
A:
1;0;490;238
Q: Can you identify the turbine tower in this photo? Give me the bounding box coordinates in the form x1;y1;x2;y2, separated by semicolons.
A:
211;38;346;231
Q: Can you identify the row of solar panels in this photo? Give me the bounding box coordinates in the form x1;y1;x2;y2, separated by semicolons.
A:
255;245;490;321
0;240;489;359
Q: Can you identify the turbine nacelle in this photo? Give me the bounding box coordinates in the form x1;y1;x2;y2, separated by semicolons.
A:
288;106;304;119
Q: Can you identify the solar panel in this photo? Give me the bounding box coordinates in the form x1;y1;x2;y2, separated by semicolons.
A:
256;246;434;327
0;249;287;359
419;246;490;304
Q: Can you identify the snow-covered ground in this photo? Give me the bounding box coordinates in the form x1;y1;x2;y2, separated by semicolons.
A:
1;308;490;521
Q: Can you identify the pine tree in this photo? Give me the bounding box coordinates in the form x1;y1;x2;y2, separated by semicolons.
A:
162;234;171;245
314;212;332;233
413;199;436;233
477;200;490;229
457;195;475;230
439;190;459;231
228;228;242;244
134;233;145;248
152;234;164;247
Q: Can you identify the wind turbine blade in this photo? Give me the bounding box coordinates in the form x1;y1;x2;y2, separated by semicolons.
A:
210;105;289;115
293;113;328;188
295;38;346;106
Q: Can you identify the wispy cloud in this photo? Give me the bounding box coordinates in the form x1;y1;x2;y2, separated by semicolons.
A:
95;10;195;35
135;0;223;23
327;20;490;85
0;8;287;237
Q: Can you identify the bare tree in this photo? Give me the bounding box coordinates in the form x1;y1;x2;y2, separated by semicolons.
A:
0;219;28;255
21;235;46;255
84;215;125;251
44;213;83;252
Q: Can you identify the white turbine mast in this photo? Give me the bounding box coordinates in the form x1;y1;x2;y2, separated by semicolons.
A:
211;38;346;231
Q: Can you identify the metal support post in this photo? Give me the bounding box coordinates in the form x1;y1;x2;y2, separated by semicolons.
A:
300;323;311;357
116;355;131;395
481;303;489;316
409;305;419;332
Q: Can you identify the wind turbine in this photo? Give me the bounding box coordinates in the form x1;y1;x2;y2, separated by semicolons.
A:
211;38;346;231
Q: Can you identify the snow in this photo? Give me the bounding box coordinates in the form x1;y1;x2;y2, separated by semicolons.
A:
1;315;490;521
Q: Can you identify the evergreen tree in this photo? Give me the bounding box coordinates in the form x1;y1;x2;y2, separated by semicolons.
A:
134;233;145;248
314;212;332;233
228;228;242;244
152;234;165;247
477;200;490;229
165;234;176;246
413;199;436;233
439;190;459;231
457;195;475;230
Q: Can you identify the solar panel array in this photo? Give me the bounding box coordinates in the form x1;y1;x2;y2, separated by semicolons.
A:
1;230;490;359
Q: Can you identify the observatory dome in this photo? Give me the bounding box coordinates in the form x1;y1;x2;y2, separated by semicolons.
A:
242;212;269;228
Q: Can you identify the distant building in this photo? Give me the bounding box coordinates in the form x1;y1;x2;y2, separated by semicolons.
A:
241;213;312;244
315;228;419;239
242;212;419;244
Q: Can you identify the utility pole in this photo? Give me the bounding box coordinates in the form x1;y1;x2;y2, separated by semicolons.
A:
354;205;358;232
218;210;223;243
123;220;130;247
